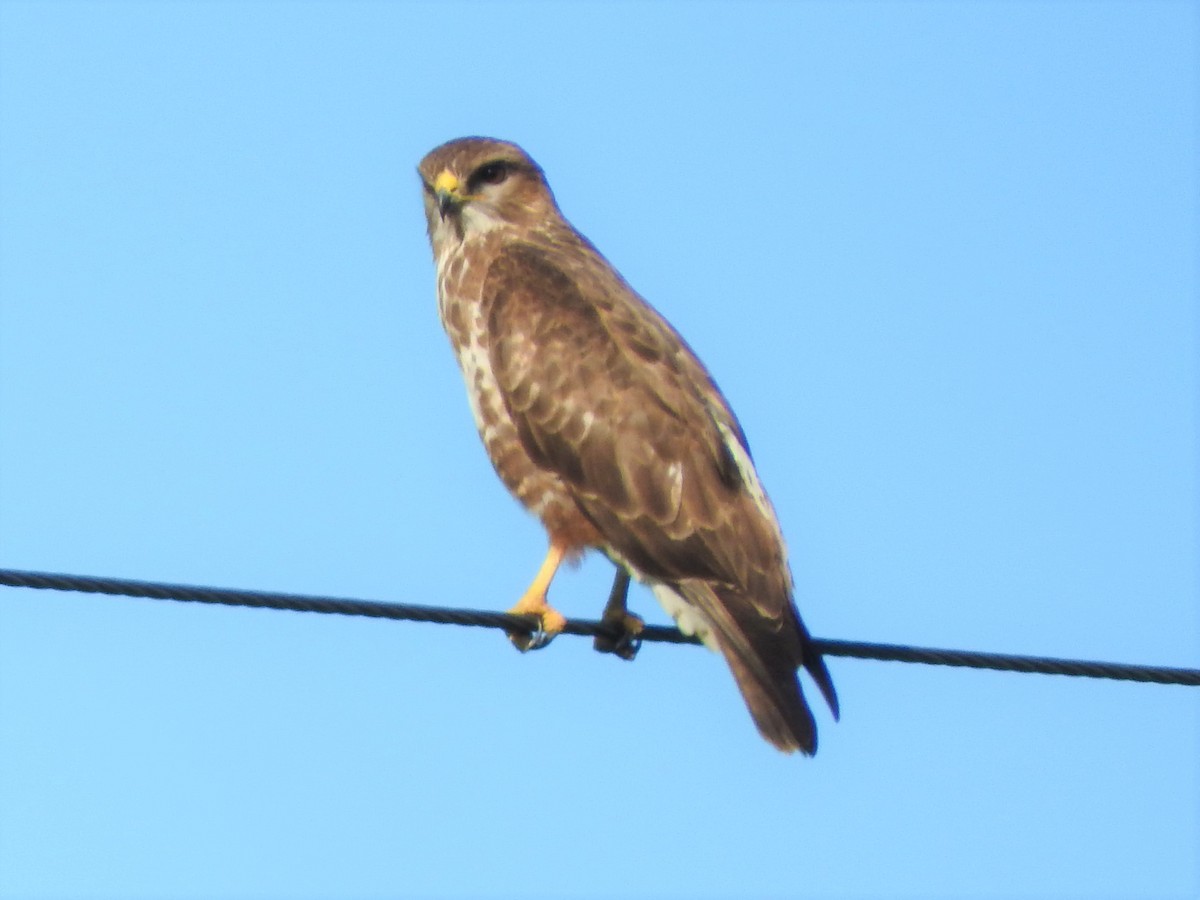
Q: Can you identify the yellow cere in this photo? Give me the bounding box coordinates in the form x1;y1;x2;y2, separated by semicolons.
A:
434;170;460;194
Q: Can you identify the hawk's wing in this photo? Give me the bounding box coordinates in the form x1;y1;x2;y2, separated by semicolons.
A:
484;242;837;750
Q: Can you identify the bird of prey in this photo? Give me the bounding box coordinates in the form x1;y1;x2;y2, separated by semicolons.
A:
417;137;838;754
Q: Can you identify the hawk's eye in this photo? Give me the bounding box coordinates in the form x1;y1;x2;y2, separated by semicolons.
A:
474;161;510;187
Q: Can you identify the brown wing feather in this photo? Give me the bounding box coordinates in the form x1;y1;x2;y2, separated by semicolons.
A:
486;246;756;574
484;241;837;752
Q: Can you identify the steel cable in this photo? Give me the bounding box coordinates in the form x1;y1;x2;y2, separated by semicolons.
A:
1;568;1197;686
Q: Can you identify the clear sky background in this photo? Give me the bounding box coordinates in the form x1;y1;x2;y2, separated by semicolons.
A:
1;2;1196;898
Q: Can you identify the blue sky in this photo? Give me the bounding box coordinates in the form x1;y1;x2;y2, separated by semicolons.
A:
1;2;1196;898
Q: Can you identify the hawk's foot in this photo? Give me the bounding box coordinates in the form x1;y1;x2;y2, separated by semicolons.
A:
594;610;644;661
506;541;569;651
593;568;643;661
506;593;567;652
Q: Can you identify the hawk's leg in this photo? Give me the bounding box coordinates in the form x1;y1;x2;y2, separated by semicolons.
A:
507;540;569;652
593;567;644;661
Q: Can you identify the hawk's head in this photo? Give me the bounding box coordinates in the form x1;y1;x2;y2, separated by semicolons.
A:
418;137;558;256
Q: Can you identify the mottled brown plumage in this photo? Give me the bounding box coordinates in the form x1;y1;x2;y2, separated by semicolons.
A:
417;137;838;753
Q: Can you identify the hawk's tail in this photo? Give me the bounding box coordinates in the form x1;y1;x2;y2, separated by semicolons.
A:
798;617;840;724
675;582;838;755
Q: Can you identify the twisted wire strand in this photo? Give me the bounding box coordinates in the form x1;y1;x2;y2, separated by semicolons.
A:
1;568;1197;686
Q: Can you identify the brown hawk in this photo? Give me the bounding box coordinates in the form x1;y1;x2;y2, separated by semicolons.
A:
417;137;838;754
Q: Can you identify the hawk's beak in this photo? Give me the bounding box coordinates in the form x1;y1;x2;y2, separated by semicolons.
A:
434;169;463;219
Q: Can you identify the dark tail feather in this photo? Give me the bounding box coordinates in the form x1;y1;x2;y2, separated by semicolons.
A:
722;647;819;755
799;621;840;721
678;582;829;755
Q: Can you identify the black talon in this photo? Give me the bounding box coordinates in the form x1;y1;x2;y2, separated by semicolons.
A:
508;620;555;652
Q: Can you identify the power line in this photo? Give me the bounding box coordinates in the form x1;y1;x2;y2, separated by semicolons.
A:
1;567;1197;687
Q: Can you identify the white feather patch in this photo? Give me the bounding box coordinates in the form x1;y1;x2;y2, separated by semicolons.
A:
579;410;596;438
459;342;494;438
714;420;789;571
665;460;684;514
651;583;720;652
436;240;503;446
460;204;507;235
714;422;768;521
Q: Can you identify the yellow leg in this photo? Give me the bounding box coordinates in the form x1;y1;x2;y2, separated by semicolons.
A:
506;540;568;650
